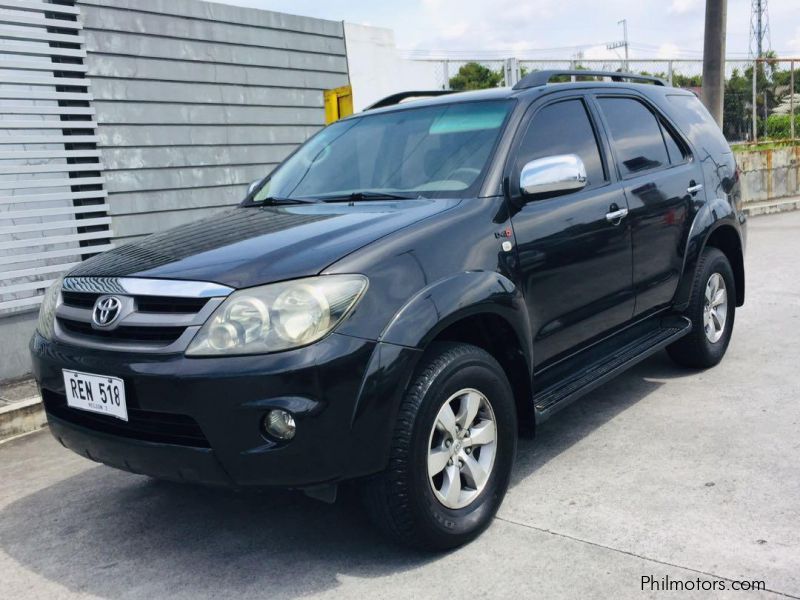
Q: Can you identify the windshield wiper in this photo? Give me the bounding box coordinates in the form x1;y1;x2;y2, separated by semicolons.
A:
317;191;420;202
254;196;320;205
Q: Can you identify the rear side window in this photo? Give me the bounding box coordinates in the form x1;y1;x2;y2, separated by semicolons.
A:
597;97;669;178
666;94;730;156
661;121;687;164
516;99;606;189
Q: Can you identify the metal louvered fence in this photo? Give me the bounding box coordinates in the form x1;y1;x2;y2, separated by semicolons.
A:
0;0;111;315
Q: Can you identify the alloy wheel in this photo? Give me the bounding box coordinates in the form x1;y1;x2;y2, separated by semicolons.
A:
703;272;728;343
427;388;497;509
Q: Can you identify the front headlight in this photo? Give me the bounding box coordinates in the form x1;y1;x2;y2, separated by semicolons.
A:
37;275;64;341
186;275;368;356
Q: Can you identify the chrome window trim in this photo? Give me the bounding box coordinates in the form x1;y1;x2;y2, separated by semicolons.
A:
62;276;234;298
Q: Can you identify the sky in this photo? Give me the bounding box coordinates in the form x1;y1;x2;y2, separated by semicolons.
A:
212;0;800;61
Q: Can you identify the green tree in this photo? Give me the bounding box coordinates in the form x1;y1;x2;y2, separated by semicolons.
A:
723;67;752;141
772;66;800;93
765;114;800;138
449;62;503;91
671;72;703;87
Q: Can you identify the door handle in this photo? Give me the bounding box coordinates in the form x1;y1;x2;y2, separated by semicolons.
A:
605;207;629;223
687;183;703;195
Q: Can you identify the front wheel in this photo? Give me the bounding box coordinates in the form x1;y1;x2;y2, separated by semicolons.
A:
667;247;736;368
361;342;517;550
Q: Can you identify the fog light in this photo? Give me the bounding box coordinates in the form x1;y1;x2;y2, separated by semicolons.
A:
264;409;296;441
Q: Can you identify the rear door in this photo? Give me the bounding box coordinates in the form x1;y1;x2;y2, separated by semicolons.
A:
507;94;634;368
593;93;703;316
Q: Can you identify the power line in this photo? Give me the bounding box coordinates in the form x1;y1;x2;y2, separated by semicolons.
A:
400;44;612;58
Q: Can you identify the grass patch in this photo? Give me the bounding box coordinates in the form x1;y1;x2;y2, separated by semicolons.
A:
732;139;800;152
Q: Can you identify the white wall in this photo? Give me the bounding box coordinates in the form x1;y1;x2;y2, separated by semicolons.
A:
344;23;442;112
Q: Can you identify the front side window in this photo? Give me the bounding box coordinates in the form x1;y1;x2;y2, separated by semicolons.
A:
252;100;514;201
516;99;606;189
597;97;670;178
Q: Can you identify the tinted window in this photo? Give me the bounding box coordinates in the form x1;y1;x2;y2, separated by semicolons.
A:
516;99;605;189
661;121;686;164
598;97;669;177
666;94;730;156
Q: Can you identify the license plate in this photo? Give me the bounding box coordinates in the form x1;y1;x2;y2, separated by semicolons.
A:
62;369;128;422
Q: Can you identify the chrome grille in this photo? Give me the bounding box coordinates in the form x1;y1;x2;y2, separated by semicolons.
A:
54;277;232;353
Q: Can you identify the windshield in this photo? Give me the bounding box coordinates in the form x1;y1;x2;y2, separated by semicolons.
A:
250;99;513;202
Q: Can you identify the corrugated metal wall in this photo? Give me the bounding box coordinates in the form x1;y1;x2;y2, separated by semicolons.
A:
0;0;112;315
77;0;349;244
0;0;350;380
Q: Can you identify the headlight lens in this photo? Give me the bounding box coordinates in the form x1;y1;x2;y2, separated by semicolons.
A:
186;275;367;356
37;276;64;340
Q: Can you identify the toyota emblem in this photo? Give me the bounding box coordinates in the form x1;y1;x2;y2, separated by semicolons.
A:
92;295;122;327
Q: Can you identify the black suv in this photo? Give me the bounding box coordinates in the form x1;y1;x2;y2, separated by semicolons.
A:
31;71;746;550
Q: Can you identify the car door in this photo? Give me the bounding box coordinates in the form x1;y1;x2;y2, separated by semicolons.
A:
507;95;635;368
593;94;703;317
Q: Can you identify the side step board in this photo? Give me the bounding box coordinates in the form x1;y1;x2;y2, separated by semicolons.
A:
533;316;692;422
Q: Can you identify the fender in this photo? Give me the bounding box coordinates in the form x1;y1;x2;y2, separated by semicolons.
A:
379;270;533;369
345;271;532;473
673;196;744;310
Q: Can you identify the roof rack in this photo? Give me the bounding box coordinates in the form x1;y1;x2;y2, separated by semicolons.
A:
513;70;667;90
365;90;455;110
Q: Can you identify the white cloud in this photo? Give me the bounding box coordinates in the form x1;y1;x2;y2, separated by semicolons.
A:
668;0;699;15
789;27;800;53
440;21;469;40
656;43;682;58
412;0;557;53
213;0;799;60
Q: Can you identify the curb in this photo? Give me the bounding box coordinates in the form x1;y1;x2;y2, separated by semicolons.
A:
744;196;800;217
0;397;46;443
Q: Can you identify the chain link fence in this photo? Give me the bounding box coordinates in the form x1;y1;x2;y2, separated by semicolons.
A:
409;57;800;145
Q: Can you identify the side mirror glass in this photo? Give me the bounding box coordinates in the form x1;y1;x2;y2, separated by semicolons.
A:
519;154;587;198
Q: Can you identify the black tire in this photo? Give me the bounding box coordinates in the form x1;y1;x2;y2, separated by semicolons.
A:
361;342;517;551
667;247;736;369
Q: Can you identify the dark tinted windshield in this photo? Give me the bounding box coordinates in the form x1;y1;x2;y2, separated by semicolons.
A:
251;99;513;201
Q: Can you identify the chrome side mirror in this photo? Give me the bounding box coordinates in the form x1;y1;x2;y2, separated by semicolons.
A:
519;154;587;198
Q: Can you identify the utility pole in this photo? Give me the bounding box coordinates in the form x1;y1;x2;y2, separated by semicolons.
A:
619;19;629;67
701;0;727;127
749;0;772;136
606;19;629;72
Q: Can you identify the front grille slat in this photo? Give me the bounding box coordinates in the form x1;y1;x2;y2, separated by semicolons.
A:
58;318;185;344
43;390;210;448
62;292;208;314
62;291;99;309
55;278;221;352
136;297;208;314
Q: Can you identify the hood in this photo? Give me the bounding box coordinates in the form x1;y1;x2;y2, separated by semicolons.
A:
68;199;459;288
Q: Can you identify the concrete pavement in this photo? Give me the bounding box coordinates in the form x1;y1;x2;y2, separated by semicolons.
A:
1;211;799;599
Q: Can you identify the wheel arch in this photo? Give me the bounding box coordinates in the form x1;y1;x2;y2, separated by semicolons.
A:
379;271;535;429
674;200;745;310
705;225;745;306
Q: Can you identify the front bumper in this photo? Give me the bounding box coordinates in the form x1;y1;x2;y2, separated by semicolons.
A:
30;332;420;488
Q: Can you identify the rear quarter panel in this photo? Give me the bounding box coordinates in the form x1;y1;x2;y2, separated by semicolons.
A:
654;91;746;308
